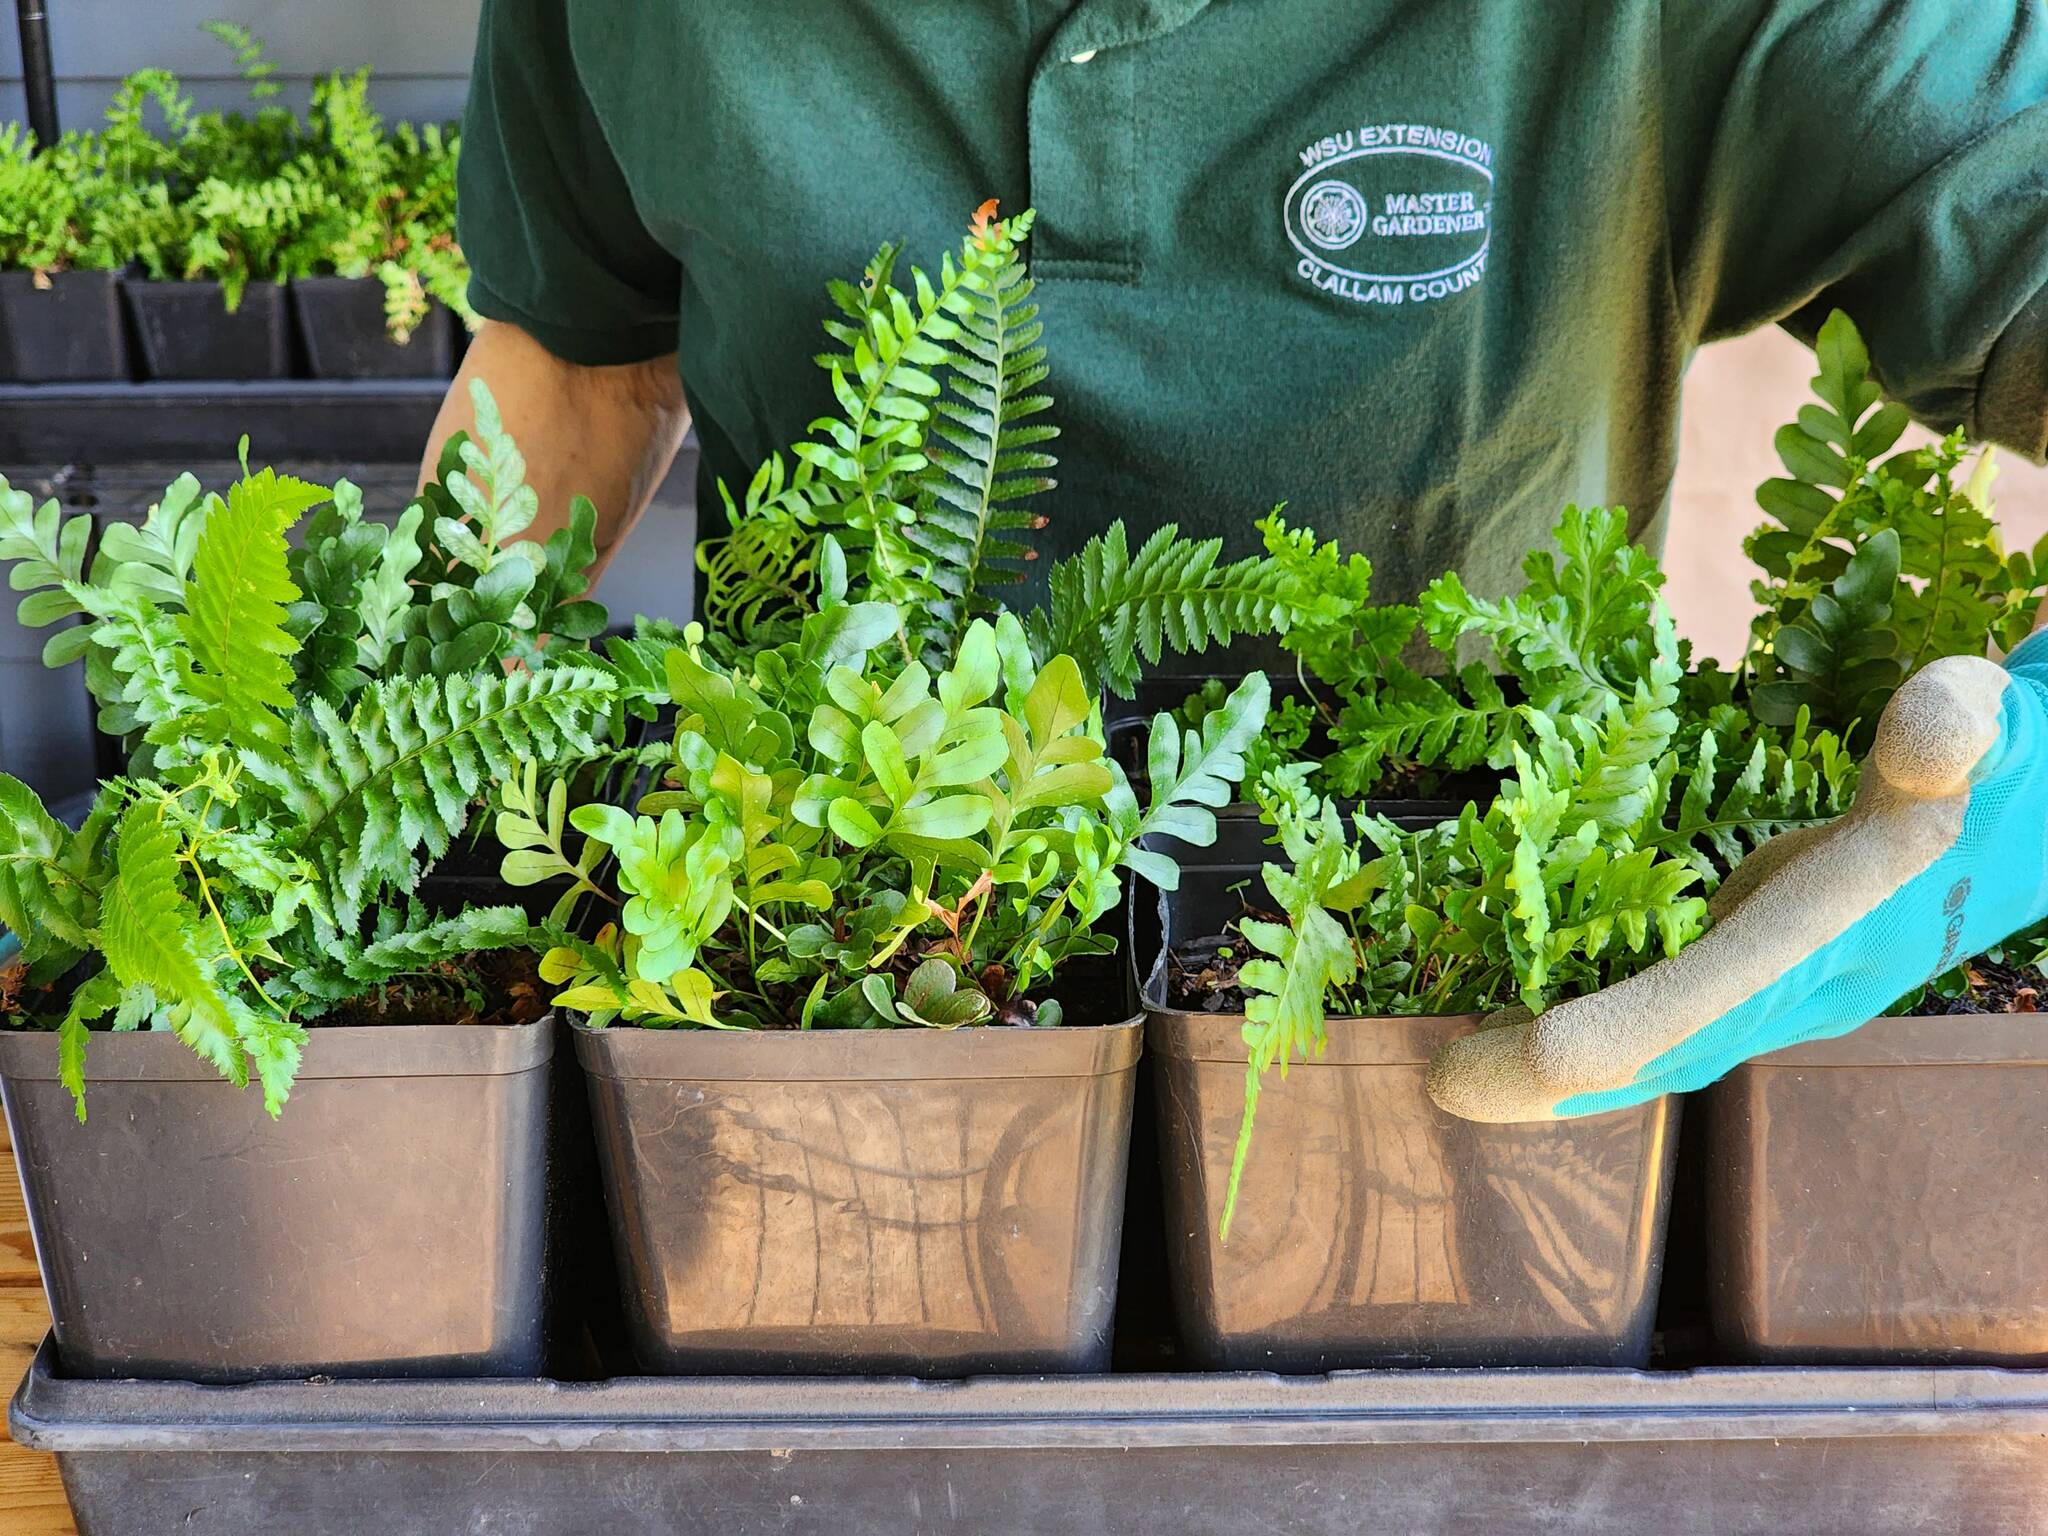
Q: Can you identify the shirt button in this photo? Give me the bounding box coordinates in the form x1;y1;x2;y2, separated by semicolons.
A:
1068;48;1098;63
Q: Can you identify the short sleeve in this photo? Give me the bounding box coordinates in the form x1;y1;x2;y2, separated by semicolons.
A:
1662;0;2048;460
456;0;681;366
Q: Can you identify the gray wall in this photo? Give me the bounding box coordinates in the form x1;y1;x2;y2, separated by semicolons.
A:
2;0;482;130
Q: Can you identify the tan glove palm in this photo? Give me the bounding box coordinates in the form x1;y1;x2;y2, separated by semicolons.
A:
1427;651;2047;1122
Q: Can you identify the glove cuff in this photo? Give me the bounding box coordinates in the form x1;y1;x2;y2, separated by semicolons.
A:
2005;630;2048;676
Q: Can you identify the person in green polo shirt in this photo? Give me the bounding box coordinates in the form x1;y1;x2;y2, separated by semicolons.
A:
424;0;2048;1120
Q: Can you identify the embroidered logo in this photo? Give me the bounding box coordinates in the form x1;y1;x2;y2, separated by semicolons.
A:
1285;123;1494;307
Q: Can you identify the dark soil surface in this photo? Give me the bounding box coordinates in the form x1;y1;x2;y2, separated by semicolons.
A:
1165;922;1274;1013
1166;929;2048;1020
326;947;548;1028
0;948;550;1032
1910;958;2045;1017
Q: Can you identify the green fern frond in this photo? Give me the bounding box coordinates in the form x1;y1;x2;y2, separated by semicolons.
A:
1326;663;1512;792
97;802;244;1086
253;666;617;926
177;467;327;738
0;477;95;667
289;904;533;1002
1227;797;1360;1240
698;452;828;647
1118;673;1271;890
55;972;122;1122
91;475;212;612
0;774;97;962
908;209;1056;660
1025;523;1306;698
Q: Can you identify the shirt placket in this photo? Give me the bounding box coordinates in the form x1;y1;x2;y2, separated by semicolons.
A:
1028;0;1214;283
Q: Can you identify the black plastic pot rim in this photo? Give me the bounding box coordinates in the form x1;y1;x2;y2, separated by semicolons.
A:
572;1012;1141;1083
0;1017;552;1083
14;1337;2048;1454
1147;1002;2046;1072
1742;1013;2048;1070
1146;1005;1485;1068
0;266;122;286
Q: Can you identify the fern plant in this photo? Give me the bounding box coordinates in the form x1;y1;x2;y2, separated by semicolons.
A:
1743;310;2044;747
695;202;1321;693
503;576;1271;1028
294;380;612;699
1205;311;2046;1231
294;66;474;340
0;452;623;1117
11;24;471;329
0;125;125;276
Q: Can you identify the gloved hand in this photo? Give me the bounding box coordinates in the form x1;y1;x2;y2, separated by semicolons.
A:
1427;634;2048;1123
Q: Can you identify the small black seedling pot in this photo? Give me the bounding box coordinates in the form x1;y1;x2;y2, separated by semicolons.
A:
126;280;291;380
292;276;455;380
0;269;130;381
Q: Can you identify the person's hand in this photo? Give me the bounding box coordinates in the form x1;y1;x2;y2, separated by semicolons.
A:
1426;635;2048;1123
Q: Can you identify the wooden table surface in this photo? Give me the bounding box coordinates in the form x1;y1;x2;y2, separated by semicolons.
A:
0;1125;77;1536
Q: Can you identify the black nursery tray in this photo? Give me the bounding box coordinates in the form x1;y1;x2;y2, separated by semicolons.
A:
0;379;446;465
14;1343;2048;1535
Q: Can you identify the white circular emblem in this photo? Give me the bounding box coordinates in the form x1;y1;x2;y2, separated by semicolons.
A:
1298;179;1367;251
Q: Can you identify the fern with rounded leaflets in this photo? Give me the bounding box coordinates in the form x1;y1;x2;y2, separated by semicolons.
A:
507;603;1271;1030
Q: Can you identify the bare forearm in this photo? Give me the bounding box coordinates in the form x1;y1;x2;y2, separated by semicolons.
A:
418;321;688;579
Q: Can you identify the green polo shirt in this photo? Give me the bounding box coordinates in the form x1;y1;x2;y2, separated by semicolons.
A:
457;0;2048;610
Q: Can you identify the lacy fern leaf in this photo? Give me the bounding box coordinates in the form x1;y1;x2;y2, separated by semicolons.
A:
177;467;327;739
1228;796;1360;1239
95;802;244;1086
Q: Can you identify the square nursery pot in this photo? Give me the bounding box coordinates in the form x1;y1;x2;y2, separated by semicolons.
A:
1141;858;1678;1372
291;276;455;380
576;1001;1142;1376
0;1017;552;1383
0;269;130;381
125;279;291;380
1706;1014;2048;1364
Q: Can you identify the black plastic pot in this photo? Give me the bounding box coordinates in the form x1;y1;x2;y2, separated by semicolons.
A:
291;276;455;380
0;1018;552;1383
0;269;130;381
1140;850;1677;1371
125;279;291;380
1706;1015;2048;1364
577;991;1141;1376
17;1345;2048;1536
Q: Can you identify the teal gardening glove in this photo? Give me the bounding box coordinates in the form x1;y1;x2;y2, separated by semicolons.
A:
1427;637;2048;1122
